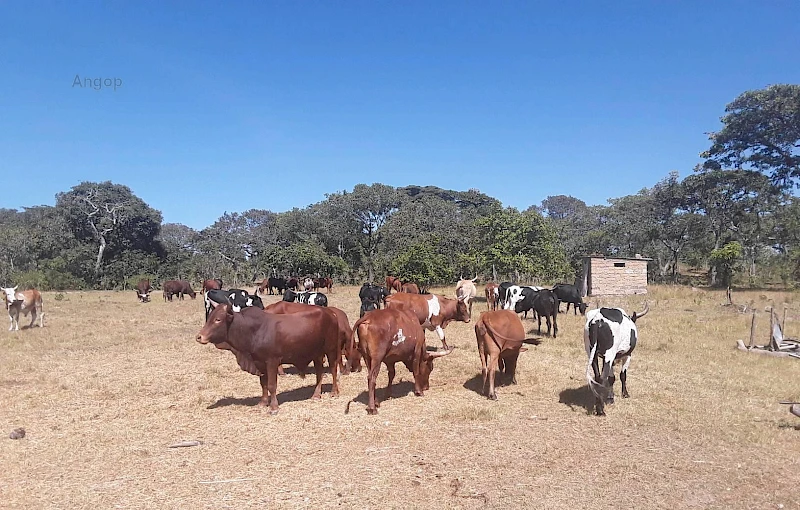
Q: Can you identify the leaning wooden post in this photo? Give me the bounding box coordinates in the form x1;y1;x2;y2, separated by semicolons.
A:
768;306;774;351
782;306;787;334
748;309;757;349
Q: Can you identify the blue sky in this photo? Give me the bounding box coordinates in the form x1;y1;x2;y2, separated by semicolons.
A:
1;1;798;229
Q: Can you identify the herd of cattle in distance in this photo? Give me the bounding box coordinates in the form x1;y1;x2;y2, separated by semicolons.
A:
2;274;648;417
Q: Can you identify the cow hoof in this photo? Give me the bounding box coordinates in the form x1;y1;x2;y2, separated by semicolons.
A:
269;409;279;416
622;392;630;399
312;394;322;400
367;408;378;415
488;394;498;401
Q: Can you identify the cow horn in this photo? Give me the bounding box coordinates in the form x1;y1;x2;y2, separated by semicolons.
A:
471;274;478;282
632;302;649;322
427;347;454;358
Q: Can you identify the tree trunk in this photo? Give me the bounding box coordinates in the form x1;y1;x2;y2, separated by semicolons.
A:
95;236;107;275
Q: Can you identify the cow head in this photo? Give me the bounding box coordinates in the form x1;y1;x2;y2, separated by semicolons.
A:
455;295;470;323
138;292;151;303
578;302;588;315
196;304;234;345
2;286;19;306
416;347;454;392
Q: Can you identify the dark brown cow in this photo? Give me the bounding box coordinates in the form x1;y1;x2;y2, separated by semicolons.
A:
474;310;528;400
201;279;223;294
162;280;182;302
196;304;340;415
263;301;356;373
286;277;299;291
384;292;470;350
400;282;420;294
484;282;499;311
316;277;333;293
2;286;44;331
135;279;152;302
347;308;452;415
179;280;197;299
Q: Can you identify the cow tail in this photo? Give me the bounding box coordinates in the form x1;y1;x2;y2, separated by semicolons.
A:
586;321;603;398
348;316;368;372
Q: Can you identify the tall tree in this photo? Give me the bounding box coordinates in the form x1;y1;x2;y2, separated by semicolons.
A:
701;84;800;188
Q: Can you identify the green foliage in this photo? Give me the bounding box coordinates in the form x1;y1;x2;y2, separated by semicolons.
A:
709;242;743;288
389;240;452;288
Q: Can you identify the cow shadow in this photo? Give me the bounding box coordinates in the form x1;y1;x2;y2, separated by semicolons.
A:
207;383;336;409
463;374;486;396
348;381;417;407
558;385;595;414
523;338;542;346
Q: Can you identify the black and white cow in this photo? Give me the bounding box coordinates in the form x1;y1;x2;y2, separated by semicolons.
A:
204;288;264;321
498;282;514;309
282;289;328;307
503;285;544;319
552;283;587;315
584;303;649;416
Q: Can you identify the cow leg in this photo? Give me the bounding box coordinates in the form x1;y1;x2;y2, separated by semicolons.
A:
266;362;281;414
503;353;519;385
38;305;44;327
311;356;324;399
8;312;13;331
327;346;340;397
591;355;605;416
487;354;499;400
573;303;578;315
385;363;396;401
258;374;271;407
434;325;448;350
537;314;542;335
552;313;558;338
620;355;631;398
366;360;380;415
278;365;286;376
29;308;37;328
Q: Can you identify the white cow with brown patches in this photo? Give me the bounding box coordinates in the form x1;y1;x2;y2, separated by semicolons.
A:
384;292;470;350
2;286;44;331
455;275;478;318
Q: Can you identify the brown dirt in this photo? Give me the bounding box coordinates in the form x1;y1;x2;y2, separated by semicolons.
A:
1;286;799;509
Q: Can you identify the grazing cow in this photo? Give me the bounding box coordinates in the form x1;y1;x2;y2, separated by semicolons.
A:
303;278;314;291
385;292;470;350
178;280;196;299
204;288;264;321
196;305;341;415
358;283;389;317
162;280;183;302
201;279;223;294
484;282;499;311
585;303;649;416
552;283;587;315
282;289;328;306
135;279;152;302
474;310;528;400
455;275;478;317
2;286;44;331
401;282;420;294
347;308;453;414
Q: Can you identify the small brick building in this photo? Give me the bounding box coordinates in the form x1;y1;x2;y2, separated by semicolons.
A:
579;255;651;297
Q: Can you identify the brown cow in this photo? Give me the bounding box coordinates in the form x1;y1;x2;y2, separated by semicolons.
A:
455;275;478;317
2;286;44;331
484;282;499;311
384;292;470;350
474;310;528;400
197;304;340;415
135;279;152;302
263;301;357;373
347;308;452;415
385;276;401;294
163;280;196;301
400;282;420;294
201;279;223;294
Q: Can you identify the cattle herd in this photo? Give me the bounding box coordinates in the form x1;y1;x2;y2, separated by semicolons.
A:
2;275;649;417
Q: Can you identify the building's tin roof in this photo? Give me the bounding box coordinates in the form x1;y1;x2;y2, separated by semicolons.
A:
582;255;654;262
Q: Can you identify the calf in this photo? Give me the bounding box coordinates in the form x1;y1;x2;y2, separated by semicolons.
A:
347;308;452;414
455;275;478;318
196;305;340;415
584;303;649;416
135;279;152;302
282;289;327;306
2;286;44;331
401;282;420;294
385;292;470;350
484;282;499;311
504;285;544;317
531;289;559;338
552;283;587;315
358;283;388;317
315;277;333;293
474;310;527;400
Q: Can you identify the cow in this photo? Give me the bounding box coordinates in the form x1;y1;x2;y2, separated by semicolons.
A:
204;288;264;321
263;301;356;374
286;277;299;291
474;310;528;400
385;292;470;350
585;303;649;416
196;304;341;415
2;286;44;331
385;276;400;294
262;277;288;296
504;285;544;316
201;279;223;294
303;278;314;291
401;282;420;294
484;282;499;311
346;307;453;415
455;275;478;317
135;279;152;302
314;277;333;293
498;282;514;309
506;287;559;337
358;283;389;317
282;290;327;306
552;283;587;315
162;280;183;302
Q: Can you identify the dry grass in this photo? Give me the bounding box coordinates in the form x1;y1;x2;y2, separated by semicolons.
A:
1;285;799;509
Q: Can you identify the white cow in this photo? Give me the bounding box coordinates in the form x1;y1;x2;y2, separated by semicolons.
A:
2;286;44;331
455;275;478;317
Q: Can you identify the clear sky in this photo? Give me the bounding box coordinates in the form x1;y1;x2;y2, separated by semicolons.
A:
1;1;798;229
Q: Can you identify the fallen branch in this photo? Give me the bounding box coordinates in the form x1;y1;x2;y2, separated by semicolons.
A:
198;477;259;484
168;440;202;448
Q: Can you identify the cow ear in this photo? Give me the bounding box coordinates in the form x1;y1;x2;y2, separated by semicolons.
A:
226;304;234;316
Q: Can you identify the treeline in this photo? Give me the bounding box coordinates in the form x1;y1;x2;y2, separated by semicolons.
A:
1;84;798;290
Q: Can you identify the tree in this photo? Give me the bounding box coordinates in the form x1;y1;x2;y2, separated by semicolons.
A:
709;241;743;291
540;195;588;221
701;84;800;189
56;182;162;279
389;240;451;289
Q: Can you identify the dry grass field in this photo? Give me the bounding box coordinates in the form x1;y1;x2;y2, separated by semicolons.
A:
2;285;800;509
